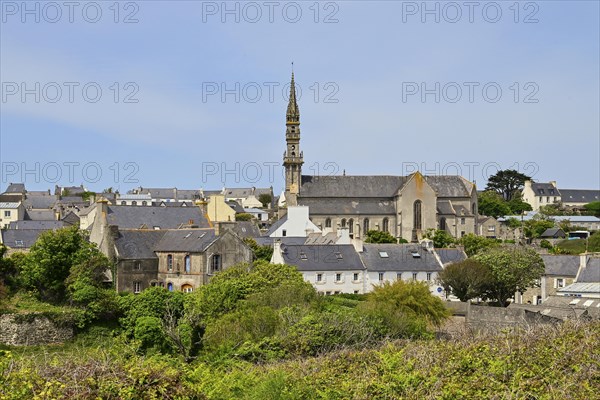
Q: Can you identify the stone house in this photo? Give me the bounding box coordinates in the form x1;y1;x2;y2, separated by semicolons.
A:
519;254;580;305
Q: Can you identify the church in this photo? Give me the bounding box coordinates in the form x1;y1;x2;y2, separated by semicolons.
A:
281;73;478;242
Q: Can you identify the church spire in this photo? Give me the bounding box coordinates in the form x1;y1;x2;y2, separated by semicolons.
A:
286;70;299;123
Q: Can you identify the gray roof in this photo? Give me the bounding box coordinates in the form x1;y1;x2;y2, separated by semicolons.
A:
578;258;600;283
3;183;26;194
1;229;45;249
425;176;473;198
436;248;467;265
437;200;455;215
265;215;288;236
8;220;64;230
559;282;600;295
298;198;395;215
560;189;600;203
130;187;200;200
105;206;209;230
24;195;57;209
360;244;443;272
224;187;271;198
223;221;261;238
255;236;307;246
541;255;580;277
282;244;365;271
304;232;339;245
227;201;245;213
530;183;560;196
154;229;216;252
114;230;165;259
300;175;407;198
25;210;56;221
540;228;566;238
156;201;194;207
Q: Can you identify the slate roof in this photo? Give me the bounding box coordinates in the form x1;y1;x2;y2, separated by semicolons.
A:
304;232;339;245
224;187;271;198
118;194;152;201
559;282;600;295
24;195;57;209
540;228;566;238
560;189;600;203
437;200;456;215
25;210;56;220
157;201;194;207
227;201;245;213
8;220;64;230
265;215;288;236
540;255;580;277
282;244;365;271
114;230;166;259
436;248;467;265
360;244;443;272
153;229;217;252
3;183;26;194
530;183;560;196
129;187;200;200
255;236;307;246
224;221;261;238
578;258;600;283
298;198;395;215
1;229;45;249
105;206;209;229
425;176;473;197
300;175;406;198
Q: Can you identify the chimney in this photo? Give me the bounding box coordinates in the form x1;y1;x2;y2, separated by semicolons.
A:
550;180;557;188
351;237;364;253
524;180;532;188
337;227;351;244
271;240;285;264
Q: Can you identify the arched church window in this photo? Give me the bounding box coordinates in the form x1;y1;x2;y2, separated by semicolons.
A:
414;200;422;230
325;218;332;228
382;218;389;233
363;218;370;233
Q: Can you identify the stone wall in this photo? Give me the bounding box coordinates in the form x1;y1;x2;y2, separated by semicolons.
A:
0;313;73;346
465;304;559;332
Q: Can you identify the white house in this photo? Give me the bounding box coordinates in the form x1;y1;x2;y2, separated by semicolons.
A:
267;206;321;238
116;194;153;206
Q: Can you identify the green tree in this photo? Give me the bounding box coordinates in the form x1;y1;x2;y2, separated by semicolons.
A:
485;169;532;201
20;226;92;302
437;259;493;302
235;213;253;221
583;201;600;217
243;237;274;262
364;230;397;244
478;190;511;218
507;192;533;215
258;193;272;208
360;280;450;337
424;229;455;248
474;247;544;307
523;216;555;239
458;233;498;257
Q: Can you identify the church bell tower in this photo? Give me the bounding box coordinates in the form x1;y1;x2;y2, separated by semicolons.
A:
283;71;303;206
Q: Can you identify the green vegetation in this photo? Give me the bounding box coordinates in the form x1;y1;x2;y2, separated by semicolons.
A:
437;259;492;302
235;213;253;221
258;193;272;208
553;232;600;254
243;237;274;262
478;190;532;218
485;169;532;201
583;201;600;217
364;230;397;243
424;229;455;248
457;233;498;257
1;320;597;399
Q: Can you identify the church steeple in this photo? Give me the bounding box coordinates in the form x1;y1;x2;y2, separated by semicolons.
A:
283;69;303;206
286;72;299;123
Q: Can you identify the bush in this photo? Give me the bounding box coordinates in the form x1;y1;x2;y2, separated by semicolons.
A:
540;239;553;249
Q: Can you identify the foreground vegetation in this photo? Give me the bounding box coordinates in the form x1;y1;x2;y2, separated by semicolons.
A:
1;320;598;399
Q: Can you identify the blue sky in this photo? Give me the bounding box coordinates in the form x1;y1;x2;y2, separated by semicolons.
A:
1;0;598;194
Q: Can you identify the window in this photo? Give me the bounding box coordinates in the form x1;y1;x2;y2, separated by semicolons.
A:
142;201;147;206
184;255;191;273
440;217;446;231
382;218;389;233
460;217;465;225
354;290;359;294
378;272;384;281
363;218;370;233
341;219;346;228
132;201;137;206
379;251;389;258
121;201;126;205
413;200;422;230
316;273;323;282
348;219;354;234
134;262;141;271
4;211;10;217
167;254;173;271
282;229;287;237
353;273;359;281
210;254;222;273
14;240;24;247
182;284;193;293
397;273;402;280
335;273;342;282
412;272;418;281
546;197;549;203
133;281;141;293
325;218;332;228
426;272;432;281
555;278;564;288
167;282;173;292
461;231;465;237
